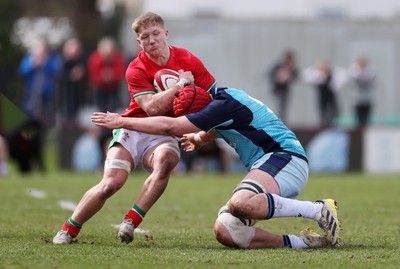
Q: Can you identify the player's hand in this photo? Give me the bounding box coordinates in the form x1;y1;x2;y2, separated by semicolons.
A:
91;111;122;129
180;133;202;152
178;69;194;85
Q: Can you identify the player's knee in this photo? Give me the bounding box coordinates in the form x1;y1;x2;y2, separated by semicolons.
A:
96;176;125;199
150;143;180;172
215;205;256;249
214;220;235;248
98;182;120;199
162;150;180;168
151;159;177;179
229;179;266;219
228;196;254;219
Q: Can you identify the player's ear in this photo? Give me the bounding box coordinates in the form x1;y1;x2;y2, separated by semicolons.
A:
165;29;169;38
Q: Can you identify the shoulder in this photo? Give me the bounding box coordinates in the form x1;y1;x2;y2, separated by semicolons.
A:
125;61;148;82
171;46;190;54
126;53;147;75
171;46;198;60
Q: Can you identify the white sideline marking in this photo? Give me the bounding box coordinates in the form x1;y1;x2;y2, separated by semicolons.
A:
111;224;149;234
58;200;77;211
26;188;47;199
25;189;148;233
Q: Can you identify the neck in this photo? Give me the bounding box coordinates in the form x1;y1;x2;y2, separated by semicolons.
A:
147;46;170;66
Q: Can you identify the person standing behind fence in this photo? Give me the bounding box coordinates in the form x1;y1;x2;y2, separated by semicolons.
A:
18;38;62;125
348;57;376;130
302;59;348;128
87;36;125;112
59;37;88;127
268;50;298;122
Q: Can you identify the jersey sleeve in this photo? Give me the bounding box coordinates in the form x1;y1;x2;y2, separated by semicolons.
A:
191;54;217;92
185;95;238;132
125;65;155;98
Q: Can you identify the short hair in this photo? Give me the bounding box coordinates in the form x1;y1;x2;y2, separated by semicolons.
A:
132;12;165;35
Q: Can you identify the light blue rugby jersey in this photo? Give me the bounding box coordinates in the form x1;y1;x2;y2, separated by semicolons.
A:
185;87;307;171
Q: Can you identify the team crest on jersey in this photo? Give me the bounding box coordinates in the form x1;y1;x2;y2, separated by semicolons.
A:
123;132;130;142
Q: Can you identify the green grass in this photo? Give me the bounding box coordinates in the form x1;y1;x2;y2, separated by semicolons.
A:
0;170;399;269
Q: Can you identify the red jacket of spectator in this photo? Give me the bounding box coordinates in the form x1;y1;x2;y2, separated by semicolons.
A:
87;38;125;91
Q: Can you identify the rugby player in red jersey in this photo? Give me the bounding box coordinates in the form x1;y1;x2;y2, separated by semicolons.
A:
53;12;216;245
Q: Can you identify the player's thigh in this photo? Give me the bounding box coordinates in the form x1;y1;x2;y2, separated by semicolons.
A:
142;139;180;172
106;143;133;161
227;170;278;219
250;152;308;199
227;170;278;214
101;144;133;188
245;169;281;195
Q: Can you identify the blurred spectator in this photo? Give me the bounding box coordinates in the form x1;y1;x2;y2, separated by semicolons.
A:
268;50;298;122
179;139;245;174
302;59;348;127
18;38;62;125
71;106;102;172
0;134;9;176
348;57;376;130
87;36;125;112
180;141;224;173
59;37;88;127
7;120;46;174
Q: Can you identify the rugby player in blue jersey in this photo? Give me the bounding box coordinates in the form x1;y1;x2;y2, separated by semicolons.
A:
91;86;340;249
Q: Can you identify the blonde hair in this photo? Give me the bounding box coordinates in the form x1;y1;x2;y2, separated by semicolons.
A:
132;12;165;35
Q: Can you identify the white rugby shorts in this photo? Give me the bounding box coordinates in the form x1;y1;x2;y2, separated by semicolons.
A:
109;128;179;170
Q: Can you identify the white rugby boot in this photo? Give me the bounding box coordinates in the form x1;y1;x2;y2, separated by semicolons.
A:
116;219;135;244
299;228;331;248
315;199;340;246
53;230;73;245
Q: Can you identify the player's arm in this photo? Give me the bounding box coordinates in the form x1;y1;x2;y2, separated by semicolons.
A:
136;70;194;116
91;111;200;136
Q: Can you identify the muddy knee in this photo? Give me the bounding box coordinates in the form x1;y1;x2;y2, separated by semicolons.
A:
215;205;256;249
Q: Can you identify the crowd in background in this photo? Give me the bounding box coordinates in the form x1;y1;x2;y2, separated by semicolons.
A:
2;35;243;176
1;40;376;176
268;50;376;130
17;36;127;127
0;36;129;176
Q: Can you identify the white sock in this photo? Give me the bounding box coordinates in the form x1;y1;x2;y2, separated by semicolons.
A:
267;193;323;219
287;235;308;249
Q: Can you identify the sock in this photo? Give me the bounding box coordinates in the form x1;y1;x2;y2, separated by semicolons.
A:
124;204;146;228
266;193;323;219
285;235;308;249
61;217;82;238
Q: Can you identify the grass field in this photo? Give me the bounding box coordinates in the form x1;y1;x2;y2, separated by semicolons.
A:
0;169;399;269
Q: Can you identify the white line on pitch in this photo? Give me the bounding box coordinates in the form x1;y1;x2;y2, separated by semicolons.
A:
26;188;47;199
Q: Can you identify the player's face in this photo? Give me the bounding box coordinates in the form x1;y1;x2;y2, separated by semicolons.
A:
136;25;168;57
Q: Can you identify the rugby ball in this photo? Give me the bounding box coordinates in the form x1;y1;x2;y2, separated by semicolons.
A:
153;69;179;92
173;85;212;116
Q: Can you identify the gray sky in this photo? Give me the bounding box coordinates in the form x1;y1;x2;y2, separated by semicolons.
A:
143;0;400;20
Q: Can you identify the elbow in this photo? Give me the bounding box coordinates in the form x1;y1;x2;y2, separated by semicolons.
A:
164;128;175;136
145;107;167;117
146;110;158;117
163;125;179;136
163;122;182;136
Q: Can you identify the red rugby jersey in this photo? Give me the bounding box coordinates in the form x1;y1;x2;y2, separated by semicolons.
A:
122;46;216;117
